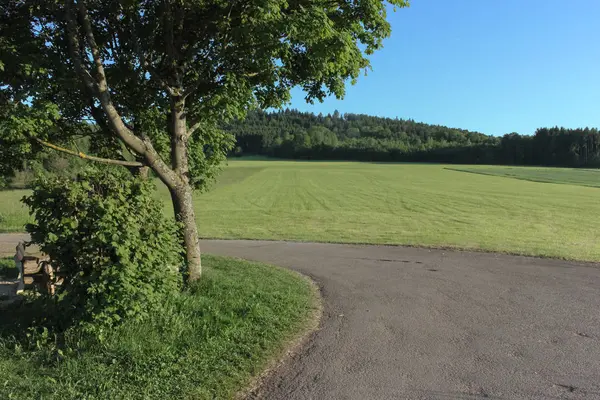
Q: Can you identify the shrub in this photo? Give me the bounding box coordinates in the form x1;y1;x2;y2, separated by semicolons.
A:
0;176;9;190
23;167;183;328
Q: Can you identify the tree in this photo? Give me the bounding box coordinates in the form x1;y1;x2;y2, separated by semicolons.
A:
0;0;409;282
308;126;338;147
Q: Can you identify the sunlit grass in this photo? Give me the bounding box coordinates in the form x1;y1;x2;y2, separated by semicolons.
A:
0;255;318;399
447;165;600;188
2;161;599;261
0;189;32;232
191;161;600;261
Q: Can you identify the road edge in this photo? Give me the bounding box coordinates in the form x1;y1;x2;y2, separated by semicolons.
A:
236;268;323;400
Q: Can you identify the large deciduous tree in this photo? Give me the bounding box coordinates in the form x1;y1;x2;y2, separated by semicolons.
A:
0;0;408;281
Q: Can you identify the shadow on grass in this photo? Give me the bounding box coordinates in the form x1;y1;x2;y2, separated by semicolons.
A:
0;255;318;400
0;256;76;352
0;295;74;349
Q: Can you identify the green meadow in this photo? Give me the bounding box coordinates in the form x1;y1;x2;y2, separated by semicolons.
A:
2;160;599;261
447;165;600;188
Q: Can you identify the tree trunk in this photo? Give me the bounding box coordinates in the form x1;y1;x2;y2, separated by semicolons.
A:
67;3;202;282
170;185;202;281
169;94;202;282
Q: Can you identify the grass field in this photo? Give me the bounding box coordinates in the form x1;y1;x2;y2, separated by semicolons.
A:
2;160;599;261
0;189;31;232
447;165;600;188
0;255;318;399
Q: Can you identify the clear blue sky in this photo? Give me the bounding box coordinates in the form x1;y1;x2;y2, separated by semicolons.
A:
287;0;600;136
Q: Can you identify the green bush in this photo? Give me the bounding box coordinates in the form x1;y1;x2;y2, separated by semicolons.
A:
23;167;183;328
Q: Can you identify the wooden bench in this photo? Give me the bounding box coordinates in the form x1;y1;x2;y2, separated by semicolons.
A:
22;256;63;295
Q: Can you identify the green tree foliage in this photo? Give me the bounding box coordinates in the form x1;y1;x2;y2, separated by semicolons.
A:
227;109;498;159
1;0;409;280
23;167;182;328
228;110;600;167
529;127;600;167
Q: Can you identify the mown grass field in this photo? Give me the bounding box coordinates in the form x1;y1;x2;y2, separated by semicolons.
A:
2;160;599;261
0;188;31;232
0;255;318;399
447;165;600;188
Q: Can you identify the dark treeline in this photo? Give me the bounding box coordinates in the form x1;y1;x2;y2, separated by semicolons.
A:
224;109;600;167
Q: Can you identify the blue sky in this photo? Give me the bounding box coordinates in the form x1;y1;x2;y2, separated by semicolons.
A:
287;0;600;136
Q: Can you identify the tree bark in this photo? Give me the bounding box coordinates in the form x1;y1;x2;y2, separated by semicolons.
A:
169;95;202;282
67;1;203;283
170;185;202;281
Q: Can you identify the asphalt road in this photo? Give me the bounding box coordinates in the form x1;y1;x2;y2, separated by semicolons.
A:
201;240;600;400
2;235;600;399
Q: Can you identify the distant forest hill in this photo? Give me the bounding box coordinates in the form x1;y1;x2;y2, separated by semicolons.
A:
224;109;600;168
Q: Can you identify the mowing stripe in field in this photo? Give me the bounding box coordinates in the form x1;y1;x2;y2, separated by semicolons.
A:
1;161;599;261
192;161;600;261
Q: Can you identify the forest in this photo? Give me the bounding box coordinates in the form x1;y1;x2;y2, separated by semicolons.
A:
225;109;600;167
4;110;600;190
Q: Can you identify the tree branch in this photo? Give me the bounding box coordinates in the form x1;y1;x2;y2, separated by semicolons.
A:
65;5;96;93
88;103;109;131
183;77;223;99
187;120;202;137
129;14;175;96
145;62;178;96
30;136;144;167
69;0;185;192
76;0;147;156
164;0;180;85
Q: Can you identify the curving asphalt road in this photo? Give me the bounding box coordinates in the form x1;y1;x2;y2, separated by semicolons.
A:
201;240;600;400
2;235;600;399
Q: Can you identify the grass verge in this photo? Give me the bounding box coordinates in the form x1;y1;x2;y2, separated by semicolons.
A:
0;255;320;400
0;257;17;279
